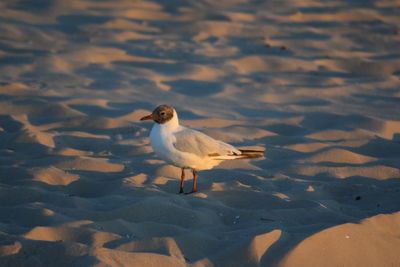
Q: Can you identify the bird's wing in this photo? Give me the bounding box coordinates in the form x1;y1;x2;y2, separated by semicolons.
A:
173;127;241;158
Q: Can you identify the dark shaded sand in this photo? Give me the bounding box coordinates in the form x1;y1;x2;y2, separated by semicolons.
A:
0;0;399;266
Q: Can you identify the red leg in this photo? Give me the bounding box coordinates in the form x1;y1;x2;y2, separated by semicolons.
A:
179;168;185;194
192;168;197;193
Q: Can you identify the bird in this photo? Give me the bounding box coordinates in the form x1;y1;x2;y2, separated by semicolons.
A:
140;105;264;194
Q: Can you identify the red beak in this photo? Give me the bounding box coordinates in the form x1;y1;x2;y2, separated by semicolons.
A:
140;114;155;121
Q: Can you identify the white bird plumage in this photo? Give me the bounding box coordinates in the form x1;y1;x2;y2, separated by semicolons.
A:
149;109;242;170
141;105;263;194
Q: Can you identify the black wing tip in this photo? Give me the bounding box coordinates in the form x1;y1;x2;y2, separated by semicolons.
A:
238;149;265;159
239;149;265;153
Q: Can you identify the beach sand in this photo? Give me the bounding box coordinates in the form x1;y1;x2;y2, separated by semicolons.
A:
0;0;400;266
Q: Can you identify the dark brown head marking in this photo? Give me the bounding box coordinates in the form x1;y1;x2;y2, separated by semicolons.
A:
140;105;174;124
152;105;174;124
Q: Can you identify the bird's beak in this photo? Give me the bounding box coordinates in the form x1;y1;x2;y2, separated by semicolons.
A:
140;113;155;121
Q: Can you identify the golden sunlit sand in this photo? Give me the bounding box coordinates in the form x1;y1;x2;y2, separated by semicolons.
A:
0;0;399;266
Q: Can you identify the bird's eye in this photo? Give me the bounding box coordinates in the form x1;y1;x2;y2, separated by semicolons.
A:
160;111;166;116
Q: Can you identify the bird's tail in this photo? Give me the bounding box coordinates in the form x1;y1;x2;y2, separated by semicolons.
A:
237;149;265;159
211;149;265;161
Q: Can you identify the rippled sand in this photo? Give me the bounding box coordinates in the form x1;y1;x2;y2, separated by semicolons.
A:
0;0;400;266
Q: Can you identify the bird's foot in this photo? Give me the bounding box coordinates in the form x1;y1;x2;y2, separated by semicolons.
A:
184;190;197;195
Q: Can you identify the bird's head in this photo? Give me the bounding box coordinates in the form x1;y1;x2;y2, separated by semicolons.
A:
140;105;175;124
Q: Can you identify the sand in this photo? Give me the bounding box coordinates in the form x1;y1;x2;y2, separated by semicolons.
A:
0;0;400;266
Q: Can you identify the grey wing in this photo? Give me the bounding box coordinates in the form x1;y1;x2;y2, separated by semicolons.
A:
173;128;240;158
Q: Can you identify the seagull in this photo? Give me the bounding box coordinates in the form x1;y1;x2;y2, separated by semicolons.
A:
140;105;264;194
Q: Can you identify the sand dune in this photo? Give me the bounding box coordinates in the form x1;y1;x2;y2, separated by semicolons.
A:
0;0;399;266
281;213;400;267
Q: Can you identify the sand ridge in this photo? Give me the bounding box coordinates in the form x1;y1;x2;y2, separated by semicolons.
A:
0;0;400;266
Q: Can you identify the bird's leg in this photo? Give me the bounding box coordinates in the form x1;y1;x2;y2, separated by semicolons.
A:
179;168;185;194
191;168;197;193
